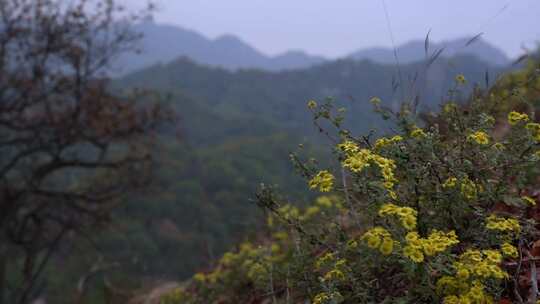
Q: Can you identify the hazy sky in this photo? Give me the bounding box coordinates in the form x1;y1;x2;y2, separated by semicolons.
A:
121;0;540;58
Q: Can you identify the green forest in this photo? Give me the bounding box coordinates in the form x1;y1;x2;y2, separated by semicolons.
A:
1;1;539;304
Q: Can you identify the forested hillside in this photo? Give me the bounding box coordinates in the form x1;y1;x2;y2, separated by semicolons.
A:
118;54;503;137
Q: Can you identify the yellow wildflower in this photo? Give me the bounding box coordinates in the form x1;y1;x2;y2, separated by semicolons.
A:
526;123;540;142
315;252;335;269
346;239;358;250
380;238;394;255
486;214;520;234
313;292;343;304
403;245;424;263
501;242;518;258
522;195;536;206
307;100;317;109
362;227;393;252
455;74;466;84
193;272;206;282
378;203;417;230
468;131;490;145
309;170;335;192
342;149;372;173
493;142;505;151
323;269;345;282
370;96;381;106
443;177;457;188
374;135;403;150
411;128;427;138
508;111;529;125
313;292;330;304
337;140;359;155
443;102;457;113
460;177;478;200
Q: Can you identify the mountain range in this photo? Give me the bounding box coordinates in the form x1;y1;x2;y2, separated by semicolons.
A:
113;20;511;75
114;20;325;74
348;37;510;66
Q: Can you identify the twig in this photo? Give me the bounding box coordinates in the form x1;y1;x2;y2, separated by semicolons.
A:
526;250;538;303
341;167;361;228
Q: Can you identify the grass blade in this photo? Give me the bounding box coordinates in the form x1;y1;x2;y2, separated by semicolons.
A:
427;47;445;68
424;29;432;58
466;33;484;46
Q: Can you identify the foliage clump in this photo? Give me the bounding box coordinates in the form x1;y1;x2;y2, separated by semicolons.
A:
163;61;540;303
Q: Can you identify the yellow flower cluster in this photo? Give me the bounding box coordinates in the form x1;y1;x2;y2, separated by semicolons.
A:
456;249;507;279
346;238;358;250
522;195;537;206
438;279;493;304
244;260;268;281
309;170;335;192
410;127;428;138
339;141;398;190
313;291;343;304
507;111;529;125
193;272;206;282
468;131;490;145
378;203;417;230
370;96;381;106
307;100;317;109
323;269;345;282
443;176;481;200
443;102;458;113
460;177;479;200
443;177;457;188
316;195;343;209
297;196;343;221
315;252;335;270
438;249;509;303
372;154;398;189
485;214;521;234
302;205;320;219
501;242;518;258
526;122;540;142
322;259;348;282
455;74;466;84
361;227;395;255
493;142;505;151
193;242;273;285
337;140;359;154
276;204;300;221
342;148;372;172
374;135;403;150
403;230;459;263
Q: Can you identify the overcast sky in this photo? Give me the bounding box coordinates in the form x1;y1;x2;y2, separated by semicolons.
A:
120;0;539;59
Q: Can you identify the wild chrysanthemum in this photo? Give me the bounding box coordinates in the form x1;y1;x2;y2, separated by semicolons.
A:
370;96;381;106
526;123;540;142
501;242;518;258
455;74;466;84
309;170;335;192
468;131;490;145
522;196;536;206
508;111;529;125
486;214;521;234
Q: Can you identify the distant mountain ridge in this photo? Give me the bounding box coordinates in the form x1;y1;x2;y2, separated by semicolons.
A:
114;20;325;75
347;37;510;66
114;20;510;75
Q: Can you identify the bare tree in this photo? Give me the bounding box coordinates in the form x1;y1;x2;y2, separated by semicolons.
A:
0;1;170;303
